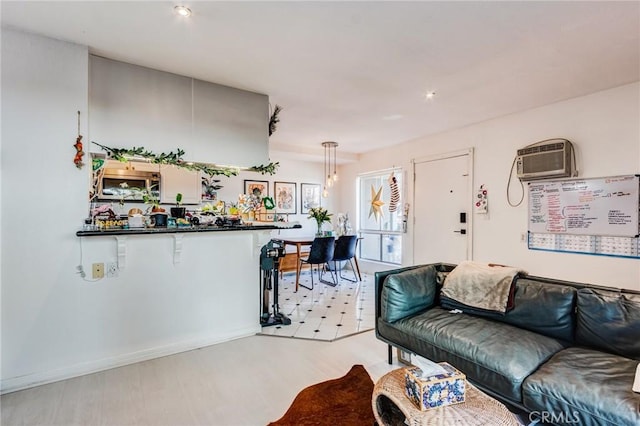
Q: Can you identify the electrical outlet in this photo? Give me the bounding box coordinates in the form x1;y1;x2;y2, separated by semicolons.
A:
92;263;104;279
106;262;119;278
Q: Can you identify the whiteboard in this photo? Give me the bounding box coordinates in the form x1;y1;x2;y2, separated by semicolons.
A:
528;175;639;237
528;233;640;259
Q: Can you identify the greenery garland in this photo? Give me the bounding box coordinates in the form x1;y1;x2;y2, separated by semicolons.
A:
92;142;279;176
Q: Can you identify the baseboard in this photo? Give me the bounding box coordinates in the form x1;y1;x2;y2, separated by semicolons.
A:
0;325;260;394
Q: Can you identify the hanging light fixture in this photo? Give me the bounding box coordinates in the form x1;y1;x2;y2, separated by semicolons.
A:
332;141;338;183
321;141;338;198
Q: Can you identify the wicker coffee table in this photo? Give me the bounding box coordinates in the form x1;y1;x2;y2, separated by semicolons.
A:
372;368;523;426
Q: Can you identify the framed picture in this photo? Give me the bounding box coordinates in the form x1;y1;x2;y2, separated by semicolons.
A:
274;181;297;214
301;183;321;212
244;180;269;198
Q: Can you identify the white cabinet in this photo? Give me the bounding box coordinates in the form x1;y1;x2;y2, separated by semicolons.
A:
160;165;201;205
102;159;160;173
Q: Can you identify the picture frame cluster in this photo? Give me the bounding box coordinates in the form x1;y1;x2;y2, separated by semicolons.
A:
243;180;321;215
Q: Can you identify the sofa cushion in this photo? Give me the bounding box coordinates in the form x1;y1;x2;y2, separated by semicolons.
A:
380;265;438;323
523;347;640;426
502;279;577;342
382;307;567;403
576;288;640;360
441;278;577;342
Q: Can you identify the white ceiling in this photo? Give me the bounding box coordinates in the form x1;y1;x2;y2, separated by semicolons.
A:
2;1;639;161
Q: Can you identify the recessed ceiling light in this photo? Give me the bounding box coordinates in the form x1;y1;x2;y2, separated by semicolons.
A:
174;6;192;17
425;91;436;100
382;114;404;121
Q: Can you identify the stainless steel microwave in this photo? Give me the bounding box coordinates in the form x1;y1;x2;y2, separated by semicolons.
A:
98;168;161;201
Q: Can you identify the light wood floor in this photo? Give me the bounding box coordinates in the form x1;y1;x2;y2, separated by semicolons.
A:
1;331;399;426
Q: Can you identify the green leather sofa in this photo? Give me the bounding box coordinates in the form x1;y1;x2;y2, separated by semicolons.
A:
375;263;640;426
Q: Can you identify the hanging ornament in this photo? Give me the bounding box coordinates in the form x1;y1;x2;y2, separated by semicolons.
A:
73;110;85;169
388;171;400;213
369;185;385;221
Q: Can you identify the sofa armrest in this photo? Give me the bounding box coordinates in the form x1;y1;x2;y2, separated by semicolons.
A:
375;265;425;322
375;263;455;323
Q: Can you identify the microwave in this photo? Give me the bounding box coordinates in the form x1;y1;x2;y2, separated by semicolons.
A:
98;168;161;201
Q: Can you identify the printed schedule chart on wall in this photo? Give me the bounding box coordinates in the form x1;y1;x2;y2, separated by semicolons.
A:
527;175;640;258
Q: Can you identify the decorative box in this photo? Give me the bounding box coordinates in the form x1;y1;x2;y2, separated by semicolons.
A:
128;215;145;228
404;362;466;411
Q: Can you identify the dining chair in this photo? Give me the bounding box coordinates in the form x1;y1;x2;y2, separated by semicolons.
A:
299;236;336;290
332;235;359;283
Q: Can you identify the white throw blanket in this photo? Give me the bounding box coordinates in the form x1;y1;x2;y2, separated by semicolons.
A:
441;261;526;313
634;364;640;393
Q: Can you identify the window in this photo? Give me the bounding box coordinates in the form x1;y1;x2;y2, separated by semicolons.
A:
358;169;403;265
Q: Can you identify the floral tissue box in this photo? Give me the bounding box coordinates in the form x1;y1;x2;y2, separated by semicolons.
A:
404;362;466;411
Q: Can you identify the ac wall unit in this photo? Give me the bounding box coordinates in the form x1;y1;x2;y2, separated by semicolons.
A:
516;139;574;181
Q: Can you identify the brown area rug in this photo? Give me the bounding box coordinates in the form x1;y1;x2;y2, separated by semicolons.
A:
268;364;375;426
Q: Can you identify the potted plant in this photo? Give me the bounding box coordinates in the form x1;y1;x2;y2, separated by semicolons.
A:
170;193;186;219
140;186;167;227
308;207;332;236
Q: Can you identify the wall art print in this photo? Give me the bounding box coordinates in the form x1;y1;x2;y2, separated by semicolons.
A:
301;183;321;212
274;181;297;214
244;180;269;198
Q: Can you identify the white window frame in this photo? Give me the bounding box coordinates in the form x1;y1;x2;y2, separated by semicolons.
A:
356;167;404;265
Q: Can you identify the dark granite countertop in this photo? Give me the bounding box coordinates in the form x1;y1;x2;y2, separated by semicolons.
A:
76;223;301;237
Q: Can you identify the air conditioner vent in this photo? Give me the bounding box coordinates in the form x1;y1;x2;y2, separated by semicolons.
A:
516;139;574;181
517;142;565;156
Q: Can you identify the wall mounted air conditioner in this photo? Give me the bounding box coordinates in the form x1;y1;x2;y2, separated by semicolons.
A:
516;139;574;181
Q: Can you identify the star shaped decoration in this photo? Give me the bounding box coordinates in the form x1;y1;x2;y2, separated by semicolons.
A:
369;185;385;221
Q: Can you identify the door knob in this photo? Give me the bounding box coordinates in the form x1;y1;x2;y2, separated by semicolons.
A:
453;229;467;235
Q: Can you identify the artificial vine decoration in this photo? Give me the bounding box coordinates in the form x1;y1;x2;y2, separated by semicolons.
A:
268;104;282;137
92;142;279;176
73;111;85;169
248;162;280;175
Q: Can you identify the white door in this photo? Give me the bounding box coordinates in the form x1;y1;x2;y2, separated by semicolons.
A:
413;151;472;265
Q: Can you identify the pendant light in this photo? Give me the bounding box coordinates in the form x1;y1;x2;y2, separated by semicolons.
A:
321;141;338;198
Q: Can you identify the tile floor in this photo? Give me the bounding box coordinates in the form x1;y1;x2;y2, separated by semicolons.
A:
258;267;375;341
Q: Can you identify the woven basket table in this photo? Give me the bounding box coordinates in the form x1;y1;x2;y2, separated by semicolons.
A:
372;368;523;426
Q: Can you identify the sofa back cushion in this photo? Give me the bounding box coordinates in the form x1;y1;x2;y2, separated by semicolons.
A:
381;265;438;323
502;279;577;342
576;288;640;360
442;278;577;342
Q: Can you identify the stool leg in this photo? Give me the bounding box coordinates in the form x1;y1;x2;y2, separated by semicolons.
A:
388;345;393;364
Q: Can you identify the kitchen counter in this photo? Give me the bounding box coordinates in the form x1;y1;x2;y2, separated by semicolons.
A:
72;222;294;375
76;222;301;237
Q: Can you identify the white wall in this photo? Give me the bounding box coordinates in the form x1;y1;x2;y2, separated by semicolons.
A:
339;82;640;290
2;28;87;390
89;55;270;167
0;28;326;393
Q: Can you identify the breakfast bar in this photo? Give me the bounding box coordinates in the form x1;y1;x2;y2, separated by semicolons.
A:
73;224;303;361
